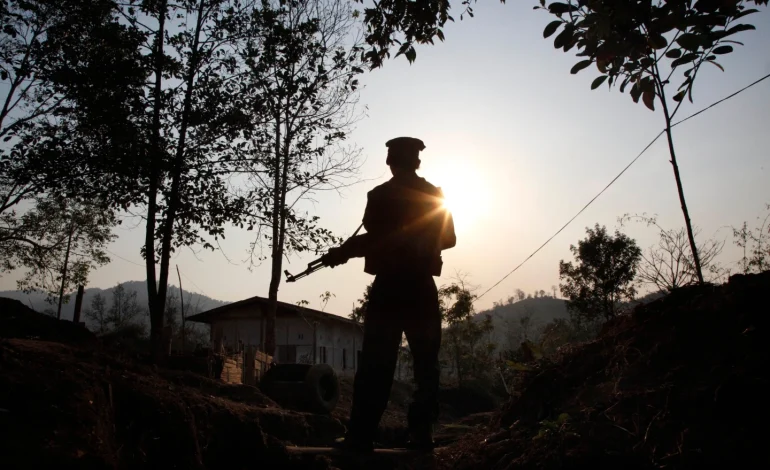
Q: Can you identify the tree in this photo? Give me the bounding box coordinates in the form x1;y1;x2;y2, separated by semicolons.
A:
537;0;767;285
559;224;641;323
5;195;117;318
620;214;726;291
0;1;135;309
28;0;260;362
349;282;371;324
84;292;108;334
732;203;770;274
351;0;487;68
238;0;366;357
515;288;526;301
438;280;495;385
107;282;144;331
319;291;335;312
165;286;209;352
538;317;598;357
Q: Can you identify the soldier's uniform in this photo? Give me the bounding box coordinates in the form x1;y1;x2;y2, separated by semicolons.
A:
331;137;456;451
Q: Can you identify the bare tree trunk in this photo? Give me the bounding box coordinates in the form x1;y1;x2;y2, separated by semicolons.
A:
655;71;704;285
72;285;84;324
265;117;282;358
177;264;186;354
56;224;74;320
146;0;167;363
153;0;205;363
663;125;704;284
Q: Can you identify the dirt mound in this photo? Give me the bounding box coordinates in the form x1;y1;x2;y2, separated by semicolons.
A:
439;381;501;420
0;297;97;345
439;271;770;470
0;338;355;469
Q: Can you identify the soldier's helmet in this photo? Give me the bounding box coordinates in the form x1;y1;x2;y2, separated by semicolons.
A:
385;137;425;169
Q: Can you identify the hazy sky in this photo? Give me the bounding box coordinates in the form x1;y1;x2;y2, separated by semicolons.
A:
3;2;769;316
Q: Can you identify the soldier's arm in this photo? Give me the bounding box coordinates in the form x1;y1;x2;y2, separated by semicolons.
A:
362;190;383;234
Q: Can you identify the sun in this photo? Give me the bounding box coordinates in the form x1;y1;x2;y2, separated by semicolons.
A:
425;160;490;229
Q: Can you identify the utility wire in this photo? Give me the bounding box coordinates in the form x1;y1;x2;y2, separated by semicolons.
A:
474;72;770;304
105;248;145;268
180;271;209;299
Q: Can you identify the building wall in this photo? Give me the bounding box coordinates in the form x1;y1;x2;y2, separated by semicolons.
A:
208;305;363;376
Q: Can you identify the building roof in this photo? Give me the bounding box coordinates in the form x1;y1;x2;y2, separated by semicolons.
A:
186;295;361;327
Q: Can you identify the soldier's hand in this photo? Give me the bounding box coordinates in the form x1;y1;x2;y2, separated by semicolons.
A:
322;247;348;268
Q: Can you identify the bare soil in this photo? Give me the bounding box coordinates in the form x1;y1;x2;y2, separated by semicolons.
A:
7;271;763;470
434;271;770;470
0;298;483;470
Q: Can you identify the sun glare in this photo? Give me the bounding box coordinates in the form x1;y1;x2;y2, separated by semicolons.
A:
426;160;490;230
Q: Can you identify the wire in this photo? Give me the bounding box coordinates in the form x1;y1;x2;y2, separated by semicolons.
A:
180;271;209;299
105;248;145;268
670;73;770;129
473;72;770;304
474;130;664;303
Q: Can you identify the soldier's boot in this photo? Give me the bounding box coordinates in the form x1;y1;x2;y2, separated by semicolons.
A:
405;422;435;451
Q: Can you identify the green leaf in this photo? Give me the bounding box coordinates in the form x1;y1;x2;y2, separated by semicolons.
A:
649;34;668;50
554;27;572;49
591;75;608;90
548;2;573;14
630;83;642;103
405;46;416;63
671;53;699;68
726;24;756;36
642;90;655;111
676;34;701;52
571;60;592;74
543;20;562;38
619;76;631;93
673;90;686;102
713;45;733;55
733;9;759;20
665;49;682;59
707;60;725;72
505;361;532;371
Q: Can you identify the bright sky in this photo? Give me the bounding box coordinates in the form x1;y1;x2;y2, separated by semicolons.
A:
3;2;769;316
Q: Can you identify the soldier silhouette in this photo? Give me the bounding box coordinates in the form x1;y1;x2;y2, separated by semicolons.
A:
322;136;456;452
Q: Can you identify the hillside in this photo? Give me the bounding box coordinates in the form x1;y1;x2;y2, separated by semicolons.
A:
476;297;569;350
0;281;229;326
0;293;493;469
437;271;770;470
2;268;768;469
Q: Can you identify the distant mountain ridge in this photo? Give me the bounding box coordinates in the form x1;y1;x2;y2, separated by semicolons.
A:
475;290;667;351
0;281;229;325
475;296;570;350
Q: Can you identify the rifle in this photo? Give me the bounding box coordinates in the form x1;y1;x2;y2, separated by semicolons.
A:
284;223;364;283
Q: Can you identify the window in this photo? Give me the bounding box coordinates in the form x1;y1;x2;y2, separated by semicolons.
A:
342;349;347;370
319;346;327;364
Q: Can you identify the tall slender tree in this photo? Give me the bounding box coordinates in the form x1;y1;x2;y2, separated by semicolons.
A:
238;0;365;357
538;0;767;285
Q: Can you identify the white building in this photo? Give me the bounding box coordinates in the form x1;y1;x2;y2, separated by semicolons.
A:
188;296;364;377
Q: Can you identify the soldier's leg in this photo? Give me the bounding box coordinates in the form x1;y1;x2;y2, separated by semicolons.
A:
403;276;442;444
347;280;403;445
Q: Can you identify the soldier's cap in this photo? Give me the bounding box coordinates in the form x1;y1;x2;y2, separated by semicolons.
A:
385;137;426;152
